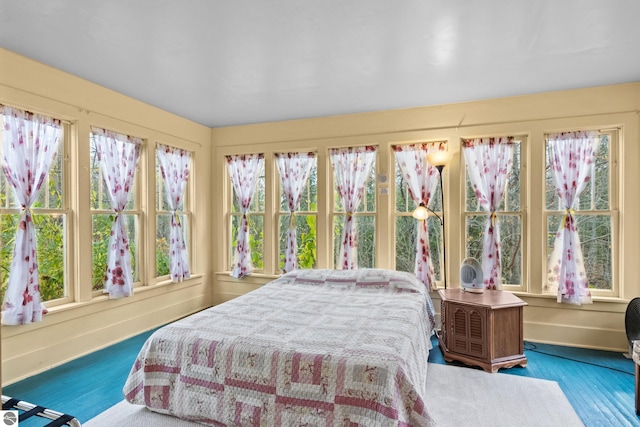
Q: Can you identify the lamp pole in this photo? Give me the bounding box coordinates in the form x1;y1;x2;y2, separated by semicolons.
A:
418;149;451;290
436;164;447;289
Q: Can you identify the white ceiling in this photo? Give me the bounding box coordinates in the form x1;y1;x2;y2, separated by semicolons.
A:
1;1;639;128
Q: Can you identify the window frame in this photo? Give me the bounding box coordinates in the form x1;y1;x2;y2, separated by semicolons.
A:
226;153;266;274
462;135;526;293
89;128;145;295
329;146;378;270
391;141;446;285
543;128;619;298
154;142;194;281
216;124;622;302
275;152;318;272
0;114;72;307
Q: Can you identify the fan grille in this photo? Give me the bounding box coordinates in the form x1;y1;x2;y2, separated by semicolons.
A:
624;297;640;348
461;265;477;283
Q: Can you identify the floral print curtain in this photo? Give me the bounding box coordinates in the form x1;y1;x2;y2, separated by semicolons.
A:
157;143;191;282
330;146;376;270
1;105;61;325
462;137;514;289
227;153;264;278
394;143;444;290
275;152;315;273
546;131;600;305
92;127;141;299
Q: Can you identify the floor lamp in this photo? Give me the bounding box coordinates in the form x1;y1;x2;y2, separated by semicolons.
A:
413;150;451;289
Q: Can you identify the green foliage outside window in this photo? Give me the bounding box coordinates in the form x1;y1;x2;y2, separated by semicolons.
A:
1;137;66;303
0;214;66;303
91;214;138;290
278;213;317;271
34;215;65;301
156;213;184;277
230;214;264;270
332;214;376;269
1;214;17;303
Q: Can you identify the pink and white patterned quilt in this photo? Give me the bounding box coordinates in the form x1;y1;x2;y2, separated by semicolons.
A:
123;269;438;426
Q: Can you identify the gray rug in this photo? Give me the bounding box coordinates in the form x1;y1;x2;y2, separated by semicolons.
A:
85;363;583;426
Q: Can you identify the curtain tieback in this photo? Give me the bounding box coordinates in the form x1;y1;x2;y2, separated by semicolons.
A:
346;211;353;218
490;212;497;227
112;210;124;222
172;210;181;227
289;211;296;230
561;208;575;229
20;206;33;225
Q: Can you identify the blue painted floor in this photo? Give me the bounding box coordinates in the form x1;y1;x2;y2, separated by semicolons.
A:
3;328;157;426
4;330;638;426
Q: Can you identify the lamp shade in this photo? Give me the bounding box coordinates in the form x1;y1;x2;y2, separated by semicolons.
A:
426;150;452;167
412;202;429;220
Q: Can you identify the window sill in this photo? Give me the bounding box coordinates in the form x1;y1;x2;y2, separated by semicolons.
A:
429;287;628;312
215;271;281;282
511;291;627;303
1;274;205;337
510;291;628;313
89;273;205;297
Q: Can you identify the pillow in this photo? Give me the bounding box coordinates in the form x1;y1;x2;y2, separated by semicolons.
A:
271;268;427;294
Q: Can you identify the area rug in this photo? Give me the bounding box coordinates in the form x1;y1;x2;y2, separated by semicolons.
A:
85;363;583;426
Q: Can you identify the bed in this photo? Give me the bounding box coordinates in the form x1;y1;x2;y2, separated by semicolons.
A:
123;268;438;426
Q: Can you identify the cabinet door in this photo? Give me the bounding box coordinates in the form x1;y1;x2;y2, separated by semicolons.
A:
449;303;487;359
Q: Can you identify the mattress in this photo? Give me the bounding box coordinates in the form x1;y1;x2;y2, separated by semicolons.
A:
123;268;437;426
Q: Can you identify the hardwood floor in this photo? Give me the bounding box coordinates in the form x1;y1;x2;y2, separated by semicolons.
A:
3;329;638;426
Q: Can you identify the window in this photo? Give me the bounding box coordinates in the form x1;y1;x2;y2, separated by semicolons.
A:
330;146;377;269
0;117;68;304
464;136;523;288
90;129;142;291
228;154;265;273
394;143;444;281
155;144;192;278
545;130;615;293
276;153;317;271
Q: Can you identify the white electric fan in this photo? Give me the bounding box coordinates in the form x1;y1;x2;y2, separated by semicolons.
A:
460;257;484;293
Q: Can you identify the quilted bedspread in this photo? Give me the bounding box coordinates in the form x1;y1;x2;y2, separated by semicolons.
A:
123;269;438;426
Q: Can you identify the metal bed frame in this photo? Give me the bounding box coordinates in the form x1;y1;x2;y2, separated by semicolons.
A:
2;395;81;427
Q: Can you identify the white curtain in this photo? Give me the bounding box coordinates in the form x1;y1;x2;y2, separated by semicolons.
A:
462;137;514;290
92;127;141;299
394;143;444;290
227;154;264;278
1;105;62;325
275;152;315;273
546;131;600;305
329;146;376;270
157;143;191;282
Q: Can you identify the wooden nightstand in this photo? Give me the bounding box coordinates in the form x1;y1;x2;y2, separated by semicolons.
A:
438;288;527;373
